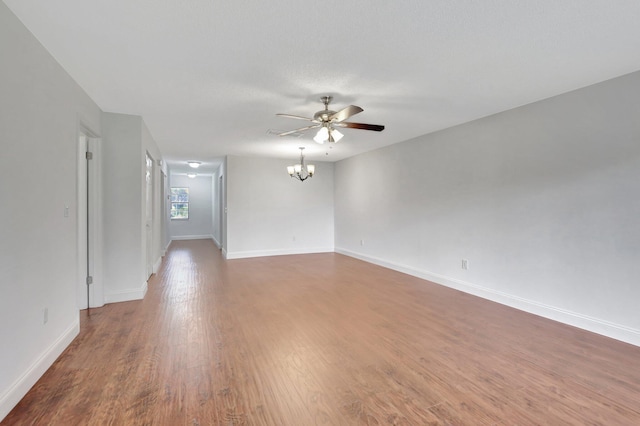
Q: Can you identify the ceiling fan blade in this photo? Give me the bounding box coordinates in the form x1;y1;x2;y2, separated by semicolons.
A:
278;124;321;136
337;122;385;132
276;113;315;121
329;105;363;122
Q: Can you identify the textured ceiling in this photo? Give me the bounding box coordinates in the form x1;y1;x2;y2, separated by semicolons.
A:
5;1;640;173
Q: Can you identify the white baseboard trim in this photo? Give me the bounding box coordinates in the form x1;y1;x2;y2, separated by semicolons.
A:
104;281;148;304
171;234;214;241
152;256;162;274
0;318;79;422
336;248;640;347
226;247;334;260
212;235;221;249
222;248;228;259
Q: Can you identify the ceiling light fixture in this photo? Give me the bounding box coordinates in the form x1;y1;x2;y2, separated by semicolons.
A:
187;173;197;179
313;126;328;144
187;161;201;169
287;147;315;182
329;128;343;143
313;125;343;144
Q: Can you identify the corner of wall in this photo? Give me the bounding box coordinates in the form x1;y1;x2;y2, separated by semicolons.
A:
104;281;148;304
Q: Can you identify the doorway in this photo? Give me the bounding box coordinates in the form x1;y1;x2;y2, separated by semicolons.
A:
219;174;224;250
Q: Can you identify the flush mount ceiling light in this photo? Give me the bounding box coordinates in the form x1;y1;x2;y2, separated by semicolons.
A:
187;161;201;169
287;147;315;182
187;173;197;179
277;96;384;143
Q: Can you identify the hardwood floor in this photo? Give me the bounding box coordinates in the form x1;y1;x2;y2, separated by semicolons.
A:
4;239;640;425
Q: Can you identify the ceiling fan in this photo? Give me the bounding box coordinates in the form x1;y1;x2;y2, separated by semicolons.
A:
276;96;384;144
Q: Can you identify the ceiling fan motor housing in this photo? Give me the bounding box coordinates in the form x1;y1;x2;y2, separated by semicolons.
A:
314;110;336;122
315;96;335;122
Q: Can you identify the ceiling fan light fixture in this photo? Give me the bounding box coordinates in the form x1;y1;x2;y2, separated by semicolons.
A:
331;128;343;143
314;127;329;144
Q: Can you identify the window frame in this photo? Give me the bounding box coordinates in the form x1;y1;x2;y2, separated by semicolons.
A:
170;187;190;220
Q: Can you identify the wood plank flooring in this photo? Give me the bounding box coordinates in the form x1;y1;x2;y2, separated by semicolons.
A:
4;239;640;425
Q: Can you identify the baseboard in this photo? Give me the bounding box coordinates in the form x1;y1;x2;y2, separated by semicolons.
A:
171;234;214;241
0;318;79;422
104;281;148;304
222;247;228;259
226;247;334;260
212;235;221;248
152;256;162;274
335;248;640;347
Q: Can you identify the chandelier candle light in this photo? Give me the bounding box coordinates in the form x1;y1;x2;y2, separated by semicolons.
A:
287;147;315;182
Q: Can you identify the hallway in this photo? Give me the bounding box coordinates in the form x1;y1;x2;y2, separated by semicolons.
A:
4;240;640;424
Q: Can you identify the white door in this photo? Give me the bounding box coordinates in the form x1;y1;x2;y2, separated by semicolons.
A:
77;134;89;309
77;133;103;309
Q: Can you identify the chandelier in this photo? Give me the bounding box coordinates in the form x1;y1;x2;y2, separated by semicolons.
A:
287;147;315;182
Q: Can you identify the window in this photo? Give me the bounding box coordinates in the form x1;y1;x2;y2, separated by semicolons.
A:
170;187;189;219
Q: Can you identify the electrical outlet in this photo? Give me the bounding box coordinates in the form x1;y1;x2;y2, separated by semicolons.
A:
461;259;469;270
292;236;296;242
360;239;364;246
44;307;48;324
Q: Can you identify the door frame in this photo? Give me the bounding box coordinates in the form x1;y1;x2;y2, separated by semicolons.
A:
145;152;155;280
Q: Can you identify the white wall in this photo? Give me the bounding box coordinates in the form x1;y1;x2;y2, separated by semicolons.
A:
102;113;163;303
335;71;640;346
101;113;146;302
169;174;214;240
0;3;102;419
226;155;334;259
221;159;227;253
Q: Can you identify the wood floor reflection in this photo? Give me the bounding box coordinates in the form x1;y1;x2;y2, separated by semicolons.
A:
4;239;640;424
